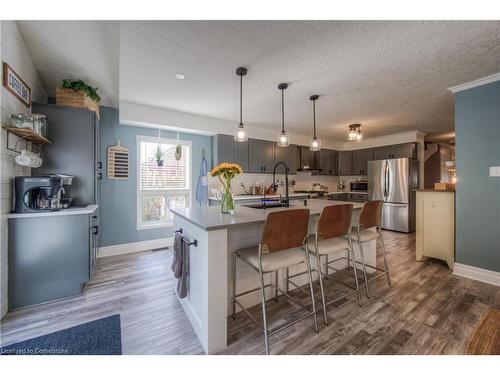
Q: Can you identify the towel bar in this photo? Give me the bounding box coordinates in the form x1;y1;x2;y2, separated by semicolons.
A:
173;228;198;247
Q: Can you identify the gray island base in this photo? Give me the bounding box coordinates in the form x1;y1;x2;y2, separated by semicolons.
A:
170;199;377;354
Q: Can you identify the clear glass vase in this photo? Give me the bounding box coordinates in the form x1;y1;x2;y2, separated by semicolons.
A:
220;190;235;214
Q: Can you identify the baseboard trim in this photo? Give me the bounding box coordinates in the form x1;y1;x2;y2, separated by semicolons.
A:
98;237;174;258
453;263;500;287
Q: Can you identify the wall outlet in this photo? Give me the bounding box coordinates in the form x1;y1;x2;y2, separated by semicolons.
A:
490;166;500;177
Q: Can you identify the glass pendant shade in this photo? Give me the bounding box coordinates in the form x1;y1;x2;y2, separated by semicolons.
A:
235;124;247;142
277;131;290;147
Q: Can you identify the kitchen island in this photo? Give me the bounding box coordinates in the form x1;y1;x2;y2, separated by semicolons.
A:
170;199;377;354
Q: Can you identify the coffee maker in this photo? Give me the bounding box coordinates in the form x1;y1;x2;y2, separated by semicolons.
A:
14;176;64;213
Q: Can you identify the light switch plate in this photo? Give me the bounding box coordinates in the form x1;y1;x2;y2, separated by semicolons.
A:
490;166;500;177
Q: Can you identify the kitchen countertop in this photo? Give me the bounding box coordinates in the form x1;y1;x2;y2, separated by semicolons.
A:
208;193;309;201
5;204;98;219
414;189;455;193
328;191;368;195
171;199;363;231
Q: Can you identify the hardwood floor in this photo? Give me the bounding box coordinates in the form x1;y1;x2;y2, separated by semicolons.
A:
1;231;498;355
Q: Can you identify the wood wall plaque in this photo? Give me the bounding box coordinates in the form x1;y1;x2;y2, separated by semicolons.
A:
3;62;32;107
107;140;129;180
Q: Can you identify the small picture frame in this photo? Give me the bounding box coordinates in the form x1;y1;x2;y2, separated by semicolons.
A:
3;62;32;107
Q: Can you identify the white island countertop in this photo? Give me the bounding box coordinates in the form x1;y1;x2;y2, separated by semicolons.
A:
171;199;363;231
5;205;98;219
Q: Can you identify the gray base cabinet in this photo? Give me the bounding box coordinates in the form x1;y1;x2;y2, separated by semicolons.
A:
8;214;92;310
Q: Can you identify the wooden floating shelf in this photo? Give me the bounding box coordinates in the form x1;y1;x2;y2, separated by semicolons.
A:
1;124;52;145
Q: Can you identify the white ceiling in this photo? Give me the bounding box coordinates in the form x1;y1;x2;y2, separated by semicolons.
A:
120;21;500;140
17;21;500;140
17;21;119;107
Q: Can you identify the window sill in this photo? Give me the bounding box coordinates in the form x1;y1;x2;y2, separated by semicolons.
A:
137;222;174;231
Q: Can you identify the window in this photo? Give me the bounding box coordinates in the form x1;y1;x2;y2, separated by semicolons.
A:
137;135;192;230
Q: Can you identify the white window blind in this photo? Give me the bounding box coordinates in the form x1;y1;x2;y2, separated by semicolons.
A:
140;144;190;190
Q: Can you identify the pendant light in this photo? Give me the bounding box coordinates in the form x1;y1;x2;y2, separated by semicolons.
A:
309;95;321;151
277;83;289;147
348;123;362;141
234;67;248;142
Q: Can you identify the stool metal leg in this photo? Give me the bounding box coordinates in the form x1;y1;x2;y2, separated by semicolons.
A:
358;239;371;298
274;271;279;302
258;268;270;354
313;238;328;325
232;252;237;319
304;244;319;333
285;267;289;293
325;254;329;275
348;234;362;307
378;227;391;286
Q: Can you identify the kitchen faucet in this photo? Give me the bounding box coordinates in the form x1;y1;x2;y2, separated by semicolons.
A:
272;161;289;207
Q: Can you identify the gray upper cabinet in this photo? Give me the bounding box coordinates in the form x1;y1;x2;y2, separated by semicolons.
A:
393;143;416;159
234;141;249;172
298;146;318;171
249;138;275;173
211;134;249;172
337;151;352;176
352;148;373;175
316;149;337;175
373;145;393;160
373;143;416;160
275;144;298;173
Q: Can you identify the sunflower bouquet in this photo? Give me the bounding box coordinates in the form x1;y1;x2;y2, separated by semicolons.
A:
210;163;243;213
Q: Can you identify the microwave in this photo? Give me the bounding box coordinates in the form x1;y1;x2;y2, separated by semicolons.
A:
350;181;368;192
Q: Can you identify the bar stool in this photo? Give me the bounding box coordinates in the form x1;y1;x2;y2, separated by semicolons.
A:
305;204;362;325
351;200;391;298
232;209;318;355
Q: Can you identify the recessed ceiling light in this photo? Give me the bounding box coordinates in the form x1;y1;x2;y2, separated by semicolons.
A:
175;73;186;80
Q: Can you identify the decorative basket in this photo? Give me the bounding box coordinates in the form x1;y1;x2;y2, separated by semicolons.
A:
56;87;100;119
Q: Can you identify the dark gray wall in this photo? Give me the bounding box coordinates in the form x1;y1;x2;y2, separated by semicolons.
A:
455;80;500;272
99;107;212;247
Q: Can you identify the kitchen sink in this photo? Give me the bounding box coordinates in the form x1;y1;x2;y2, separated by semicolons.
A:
242;202;288;209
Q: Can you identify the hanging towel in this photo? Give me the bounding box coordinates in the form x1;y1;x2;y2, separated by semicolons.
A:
177;240;189;299
171;232;183;278
196;152;209;206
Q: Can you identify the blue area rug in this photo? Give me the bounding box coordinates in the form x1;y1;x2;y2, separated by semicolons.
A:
1;314;122;355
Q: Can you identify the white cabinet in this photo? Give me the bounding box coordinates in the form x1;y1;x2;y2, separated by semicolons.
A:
416;191;455;269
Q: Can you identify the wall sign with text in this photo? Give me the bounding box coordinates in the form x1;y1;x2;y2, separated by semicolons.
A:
3;62;32;107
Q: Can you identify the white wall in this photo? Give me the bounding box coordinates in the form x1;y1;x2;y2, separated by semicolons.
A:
0;21;47;318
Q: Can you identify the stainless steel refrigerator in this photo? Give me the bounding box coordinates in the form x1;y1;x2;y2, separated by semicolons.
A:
368;158;419;233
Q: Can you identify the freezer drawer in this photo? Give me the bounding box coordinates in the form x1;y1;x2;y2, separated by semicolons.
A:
381;203;411;233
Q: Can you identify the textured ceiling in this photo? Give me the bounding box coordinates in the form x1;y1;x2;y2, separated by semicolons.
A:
16;21;500;141
120;21;500;140
17;21;119;107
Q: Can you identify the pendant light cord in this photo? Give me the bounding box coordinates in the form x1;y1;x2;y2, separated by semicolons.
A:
313;98;317;138
239;74;243;126
281;88;285;132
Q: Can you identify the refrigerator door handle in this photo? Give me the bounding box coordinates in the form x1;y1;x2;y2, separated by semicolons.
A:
386;161;390;201
383;161;388;199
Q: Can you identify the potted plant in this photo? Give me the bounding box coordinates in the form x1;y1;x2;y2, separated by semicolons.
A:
210;163;243;214
154;145;165;166
56;79;101;119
